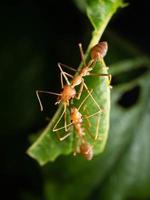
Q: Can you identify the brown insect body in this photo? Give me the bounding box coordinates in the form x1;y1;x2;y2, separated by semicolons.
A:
70;107;84;138
71;75;82;88
80;141;93;160
79;66;92;77
56;84;76;105
56;41;110;120
91;41;108;60
70;106;94;161
71;66;92;88
67;40;109;159
64;42;109;102
36;41;109;142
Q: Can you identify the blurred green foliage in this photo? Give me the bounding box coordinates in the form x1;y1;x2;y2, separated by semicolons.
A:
1;1;150;200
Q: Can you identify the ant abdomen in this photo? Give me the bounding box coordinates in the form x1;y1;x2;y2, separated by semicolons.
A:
91;41;108;60
80;141;93;160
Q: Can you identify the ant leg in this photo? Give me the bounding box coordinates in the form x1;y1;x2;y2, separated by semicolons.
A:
78;89;93;110
86;58;95;69
55;130;71;141
82;106;102;142
60;70;74;88
59;132;72;141
64;104;67;132
59;62;77;73
73;137;79;156
53;104;68;132
53;103;72;132
60;72;64;89
92;113;104;145
36;90;61;111
79;42;97;70
58;63;71;85
76;80;84;100
89;73;112;85
84;115;91;128
76;79;102;111
83;109;102;120
63;72;73;79
83;81;103;112
89;112;104;142
108;74;112;86
80;90;103;141
78;43;86;66
52;122;73;132
107;74;112;87
78;90;102;141
82;105;91;128
36;90;44;111
94;113;101;141
82;108;95;141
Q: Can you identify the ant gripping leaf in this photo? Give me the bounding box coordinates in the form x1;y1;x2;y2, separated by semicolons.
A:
52;89;102;160
27;42;111;164
26;0;124;166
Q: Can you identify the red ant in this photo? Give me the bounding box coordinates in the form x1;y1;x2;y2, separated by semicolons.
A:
59;41;111;92
36;41;110;132
54;90;102;160
36;65;76;132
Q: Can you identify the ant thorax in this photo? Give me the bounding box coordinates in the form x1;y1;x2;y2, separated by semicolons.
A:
70;107;83;124
60;84;76;104
71;75;82;87
79;66;92;77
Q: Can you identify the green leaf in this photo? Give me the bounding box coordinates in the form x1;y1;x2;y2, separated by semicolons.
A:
42;57;150;200
87;0;123;30
97;64;150;200
27;0;124;165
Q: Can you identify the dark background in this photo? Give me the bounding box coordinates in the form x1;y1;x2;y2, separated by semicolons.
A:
0;0;149;199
